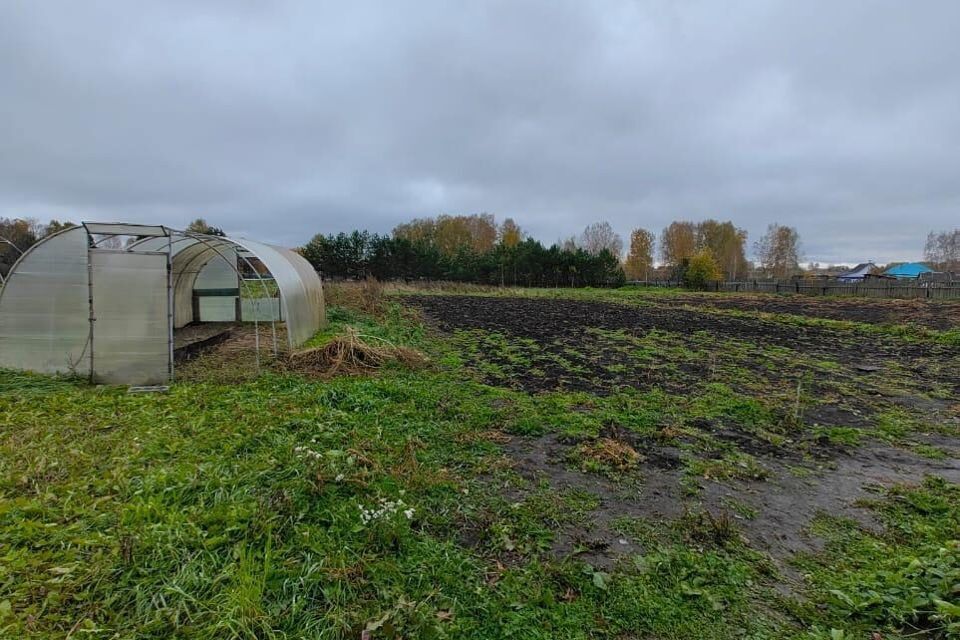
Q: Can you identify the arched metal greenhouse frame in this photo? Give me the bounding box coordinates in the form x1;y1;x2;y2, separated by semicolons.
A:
0;222;325;385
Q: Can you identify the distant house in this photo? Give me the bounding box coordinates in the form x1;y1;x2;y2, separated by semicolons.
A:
883;262;933;279
836;262;876;282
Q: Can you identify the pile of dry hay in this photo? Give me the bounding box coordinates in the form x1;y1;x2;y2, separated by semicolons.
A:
573;437;642;471
285;328;426;378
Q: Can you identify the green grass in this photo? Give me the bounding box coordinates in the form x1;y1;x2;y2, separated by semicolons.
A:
1;291;958;639
794;477;960;639
0;366;783;639
812;426;864;447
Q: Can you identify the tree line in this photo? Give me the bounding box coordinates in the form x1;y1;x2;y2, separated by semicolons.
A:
301;215;625;287
302;215;807;289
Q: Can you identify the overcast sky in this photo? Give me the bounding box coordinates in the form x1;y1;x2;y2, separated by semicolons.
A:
2;1;958;264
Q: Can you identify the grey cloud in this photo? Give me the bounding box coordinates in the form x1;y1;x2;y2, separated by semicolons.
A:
1;0;958;262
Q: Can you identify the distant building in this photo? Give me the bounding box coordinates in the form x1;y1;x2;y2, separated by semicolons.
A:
836;262;876;282
882;262;933;279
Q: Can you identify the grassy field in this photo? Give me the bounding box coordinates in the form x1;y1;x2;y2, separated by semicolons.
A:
1;285;959;639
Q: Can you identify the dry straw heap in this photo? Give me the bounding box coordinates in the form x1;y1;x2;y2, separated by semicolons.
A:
285;328;426;378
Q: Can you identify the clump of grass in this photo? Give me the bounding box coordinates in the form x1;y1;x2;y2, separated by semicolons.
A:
687;451;769;481
570;437;642;474
910;443;949;460
690;383;773;431
657;425;683;441
721;498;758;520
813;426;864;447
680;509;741;547
285;327;426;377
936;328;960;347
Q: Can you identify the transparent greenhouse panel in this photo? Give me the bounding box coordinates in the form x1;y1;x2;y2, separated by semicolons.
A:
235;239;324;346
284;246;327;330
83;223;168;237
0;227;91;375
195;251;238;289
89;250;170;385
195;249;239;321
241;298;282;321
198;298;237;322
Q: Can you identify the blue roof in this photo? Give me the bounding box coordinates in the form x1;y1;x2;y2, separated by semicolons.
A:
883;262;932;278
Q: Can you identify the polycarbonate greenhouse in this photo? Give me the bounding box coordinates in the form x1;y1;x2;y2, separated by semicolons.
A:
0;222;325;385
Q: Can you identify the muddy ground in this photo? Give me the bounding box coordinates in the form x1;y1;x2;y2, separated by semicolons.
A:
650;292;960;330
500;432;960;574
407;294;960;575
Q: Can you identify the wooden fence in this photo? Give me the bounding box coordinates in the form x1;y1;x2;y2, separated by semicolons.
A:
632;279;960;300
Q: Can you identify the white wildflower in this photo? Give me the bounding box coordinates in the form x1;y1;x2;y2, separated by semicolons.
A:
356;497;415;526
294;445;323;460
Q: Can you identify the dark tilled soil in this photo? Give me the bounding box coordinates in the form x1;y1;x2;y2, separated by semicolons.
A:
406;295;960;397
652;293;960;330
